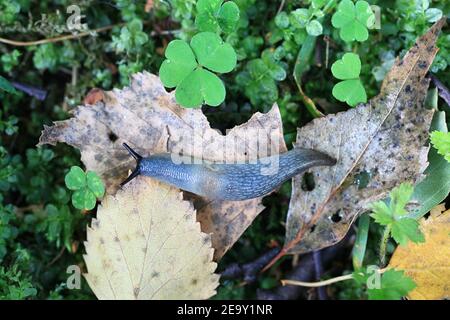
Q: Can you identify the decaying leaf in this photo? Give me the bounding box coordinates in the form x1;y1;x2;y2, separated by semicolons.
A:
84;176;219;299
280;19;445;258
388;203;450;300
38;72;286;260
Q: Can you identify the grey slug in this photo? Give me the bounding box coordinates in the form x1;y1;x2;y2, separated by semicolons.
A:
121;143;335;201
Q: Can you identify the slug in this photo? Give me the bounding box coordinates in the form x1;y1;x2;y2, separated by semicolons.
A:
121;143;335;201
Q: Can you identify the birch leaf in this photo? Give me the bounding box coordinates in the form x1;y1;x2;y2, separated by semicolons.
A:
281;19;445;257
84;176;219;299
388;204;450;300
38;72;286;260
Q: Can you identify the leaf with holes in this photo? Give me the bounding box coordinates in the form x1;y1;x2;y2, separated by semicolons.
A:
270;19;445;265
84;176;219;299
38;71;287;260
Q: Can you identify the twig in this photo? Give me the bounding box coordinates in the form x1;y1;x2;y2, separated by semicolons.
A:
276;0;286;15
281;274;353;287
257;234;351;300
221;247;281;283
313;251;328;299
0;22;181;47
428;73;450;107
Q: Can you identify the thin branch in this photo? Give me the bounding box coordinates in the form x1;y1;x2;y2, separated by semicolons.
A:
281;274;353;287
0;22;181;47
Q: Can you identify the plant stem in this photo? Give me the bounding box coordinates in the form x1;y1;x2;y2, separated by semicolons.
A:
379;225;391;267
281;274;354;287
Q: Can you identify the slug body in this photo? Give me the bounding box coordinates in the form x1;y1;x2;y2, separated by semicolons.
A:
121;143;335;201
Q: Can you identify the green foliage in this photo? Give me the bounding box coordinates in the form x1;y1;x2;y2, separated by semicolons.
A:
331;53;367;106
195;0;240;33
0;75;18;94
411;111;450;219
430;131;450;162
353;267;416;300
0;0;449;300
370;183;425;246
160;32;236;107
236;50;286;106
65;166;105;210
331;0;375;42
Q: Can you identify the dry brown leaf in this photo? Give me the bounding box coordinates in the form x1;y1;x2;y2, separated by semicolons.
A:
277;19;446;259
388;204;450;300
84;176;219;299
38;72;286;260
83;88;105;105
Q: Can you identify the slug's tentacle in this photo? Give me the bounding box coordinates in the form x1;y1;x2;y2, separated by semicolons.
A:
120;143;143;187
120;143;336;200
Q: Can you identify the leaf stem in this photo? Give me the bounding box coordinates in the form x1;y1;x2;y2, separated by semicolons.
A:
281;274;354;287
379;225;391;267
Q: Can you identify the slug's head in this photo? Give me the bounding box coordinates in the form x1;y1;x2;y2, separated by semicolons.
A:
120;143;143;187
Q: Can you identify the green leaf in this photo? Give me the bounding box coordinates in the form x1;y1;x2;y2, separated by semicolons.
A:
64;166;86;191
352;214;370;270
391;218;425;246
370;183;425;246
368;269;416;300
331;52;361;80
290;8;309;28
217;1;240;34
390;183;414;217
0;75;17;94
175;68;225;108
159;40;197;88
195;0;239;33
191;32;237;73
86;171;105;198
430;131;450;163
331;53;366;106
332;79;367;106
306;20;323;36
195;0;222;32
72;189;97;211
411;111;450;219
370;201;393;226
331;0;375;42
275;12;290;29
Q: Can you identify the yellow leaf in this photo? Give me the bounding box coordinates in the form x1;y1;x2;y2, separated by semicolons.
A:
84;176;219;299
388;204;450;300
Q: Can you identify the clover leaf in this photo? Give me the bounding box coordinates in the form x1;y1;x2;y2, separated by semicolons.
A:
195;0;240;34
159;32;237;108
159;40;197;88
331;0;375;42
64;166;105;210
331;52;367;106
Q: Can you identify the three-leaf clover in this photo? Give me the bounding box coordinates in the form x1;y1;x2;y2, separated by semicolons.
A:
369;183;425;246
430;131;450;163
331;0;375;42
65;166;105;210
195;0;240;34
331;52;367;107
159;32;237;108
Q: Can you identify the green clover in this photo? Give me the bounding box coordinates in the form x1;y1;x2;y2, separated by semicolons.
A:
159;32;237;108
331;0;375;42
195;0;240;34
331;52;367;107
64;166;105;210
